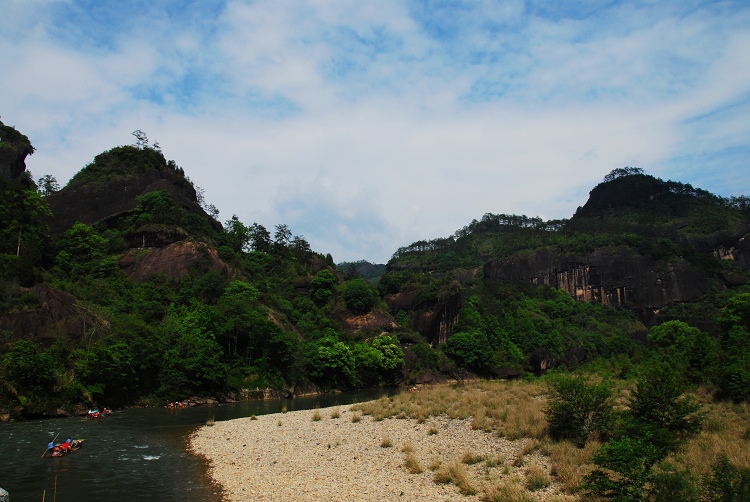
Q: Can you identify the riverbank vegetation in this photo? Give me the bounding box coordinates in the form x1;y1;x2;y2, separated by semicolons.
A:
352;378;750;501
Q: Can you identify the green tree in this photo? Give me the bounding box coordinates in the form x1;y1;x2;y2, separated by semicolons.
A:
443;331;493;374
249;223;271;253
717;294;750;401
648;320;717;384
54;222;110;278
306;336;355;390
223;214;250;253
2;339;54;392
584;363;703;500
628;363;702;444
158;303;228;397
0;183;51;285
545;374;613;447
74;341;137;405
583;436;662;501
342;278;377;313
311;269;338;304
37;174;60;196
703;454;750;502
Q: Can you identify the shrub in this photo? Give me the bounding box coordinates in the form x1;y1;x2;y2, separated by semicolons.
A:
583;436;662;501
648;464;699;502
629;363;703;441
703;454;750;502
545;374;613;447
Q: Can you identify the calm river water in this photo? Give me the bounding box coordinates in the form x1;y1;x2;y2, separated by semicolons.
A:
0;389;393;501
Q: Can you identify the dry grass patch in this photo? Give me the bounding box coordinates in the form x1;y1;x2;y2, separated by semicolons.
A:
311;410;322;421
330;408;340;419
434;460;477;495
401;441;415;453
351;380;547;439
427;424;439;435
481;476;532;502
525;463;552;491
547;439;598;493
380;437;392;448
404;451;424;474
661;399;750;480
350;412;361;423
461;450;486;465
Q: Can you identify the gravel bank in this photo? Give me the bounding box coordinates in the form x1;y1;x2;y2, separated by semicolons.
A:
191;404;575;501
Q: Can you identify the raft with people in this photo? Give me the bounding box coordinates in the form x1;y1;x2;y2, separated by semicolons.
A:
48;439;85;457
84;408;111;419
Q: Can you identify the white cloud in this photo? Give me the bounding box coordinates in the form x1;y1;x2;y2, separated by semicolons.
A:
2;0;749;263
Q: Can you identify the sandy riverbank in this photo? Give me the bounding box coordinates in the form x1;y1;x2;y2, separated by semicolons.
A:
190;403;575;501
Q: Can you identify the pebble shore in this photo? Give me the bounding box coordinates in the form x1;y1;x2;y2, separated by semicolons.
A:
190;404;575;501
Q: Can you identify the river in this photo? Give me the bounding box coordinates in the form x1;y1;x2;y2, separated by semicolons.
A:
0;389;393;501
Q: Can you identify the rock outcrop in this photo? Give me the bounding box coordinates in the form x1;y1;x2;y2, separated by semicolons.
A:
483;245;737;324
45;154;217;238
0;120;34;180
385;287;463;344
119;240;231;282
0;285;103;345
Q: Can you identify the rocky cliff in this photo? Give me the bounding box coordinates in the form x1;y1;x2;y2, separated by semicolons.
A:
0;285;101;345
483;172;750;324
484;246;721;323
45;146;219;238
0;121;34;180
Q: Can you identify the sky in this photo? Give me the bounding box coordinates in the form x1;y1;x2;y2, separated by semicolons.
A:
2;0;749;264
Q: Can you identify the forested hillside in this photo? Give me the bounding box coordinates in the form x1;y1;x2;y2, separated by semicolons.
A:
2;123;750;424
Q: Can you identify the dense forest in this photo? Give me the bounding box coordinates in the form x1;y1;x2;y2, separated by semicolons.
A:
2;122;750;433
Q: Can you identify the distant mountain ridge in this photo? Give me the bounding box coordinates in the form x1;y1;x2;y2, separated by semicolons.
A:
383;168;750;340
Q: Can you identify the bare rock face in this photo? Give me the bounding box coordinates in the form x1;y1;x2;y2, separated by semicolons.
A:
119;241;231;282
0;120;34;180
0;285;100;345
339;310;398;337
46;160;215;238
484;246;724;321
385;289;462;344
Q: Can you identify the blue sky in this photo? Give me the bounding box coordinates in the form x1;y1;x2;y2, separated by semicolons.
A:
2;0;749;263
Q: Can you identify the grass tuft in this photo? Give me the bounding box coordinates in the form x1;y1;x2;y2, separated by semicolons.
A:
481;476;533;502
434;460;477;495
404;451;424;474
461;451;486;465
525;463;552;491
